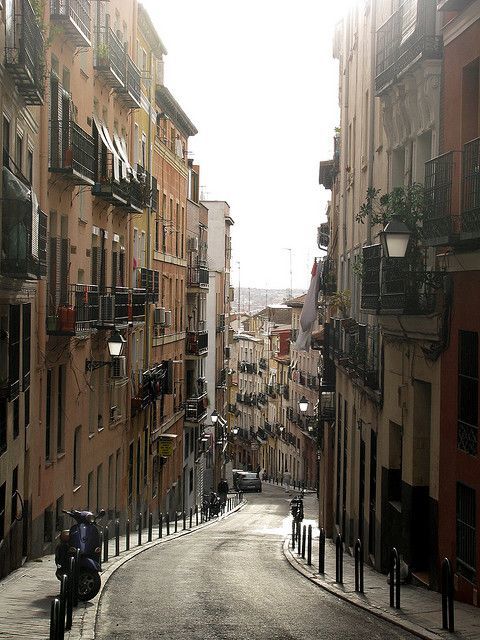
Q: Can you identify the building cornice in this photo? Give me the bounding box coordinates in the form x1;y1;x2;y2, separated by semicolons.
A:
442;0;480;46
156;85;198;137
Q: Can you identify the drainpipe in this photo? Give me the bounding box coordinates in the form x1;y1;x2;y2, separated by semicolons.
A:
367;0;377;246
342;20;350;286
145;50;153;370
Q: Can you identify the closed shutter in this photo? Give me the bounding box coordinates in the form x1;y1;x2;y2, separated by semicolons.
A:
38;211;48;277
119;251;125;287
60;238;69;305
91;246;99;285
111;251;118;288
48;236;59;312
153;270;159;299
22;303;31;391
50;76;63;167
100;248;106;291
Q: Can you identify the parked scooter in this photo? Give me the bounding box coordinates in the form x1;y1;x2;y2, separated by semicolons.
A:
55;508;105;601
290;494;304;523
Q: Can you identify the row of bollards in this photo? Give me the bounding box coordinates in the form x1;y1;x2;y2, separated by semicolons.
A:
293;527;456;632
50;494;242;638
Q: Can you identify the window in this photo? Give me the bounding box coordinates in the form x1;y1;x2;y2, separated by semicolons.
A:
73;426;81;487
87;471;94;510
128;442;134;501
458;330;478;455
3;115;10;167
24;388;30;436
22;304;31;390
189;468;194;493
46;370;52;460
456;482;476;581
55;495;64;532
0;482;5;542
15;132;23;171
143;430;148;486
12;398;19;439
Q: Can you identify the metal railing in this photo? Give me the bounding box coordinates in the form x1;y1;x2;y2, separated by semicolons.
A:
131;288;146;323
92;151;129;205
94;26;125;87
375;0;442;95
361;244;381;311
187;265;209;288
5;0;45;105
424;151;461;243
186;330;208;356
50;0;91;47
461;137;480;238
47;284;99;335
49;119;95;185
117;54;141;108
185;392;208;422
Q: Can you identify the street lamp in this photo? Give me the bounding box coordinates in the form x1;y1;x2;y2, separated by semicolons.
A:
232;426;239;435
380;216;412;258
298;396;309;413
85;331;126;372
211;410;219;425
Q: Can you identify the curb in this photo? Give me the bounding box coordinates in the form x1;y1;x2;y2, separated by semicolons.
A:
282;538;442;640
67;500;246;639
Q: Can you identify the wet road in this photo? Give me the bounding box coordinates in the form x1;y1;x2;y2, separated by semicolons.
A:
96;484;415;639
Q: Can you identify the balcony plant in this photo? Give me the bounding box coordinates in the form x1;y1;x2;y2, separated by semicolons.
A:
330;289;351;318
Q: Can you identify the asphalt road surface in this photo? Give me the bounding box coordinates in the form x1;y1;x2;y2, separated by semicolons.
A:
96;484;415;639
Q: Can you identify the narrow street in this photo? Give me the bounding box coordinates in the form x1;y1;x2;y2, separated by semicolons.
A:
96;485;415;640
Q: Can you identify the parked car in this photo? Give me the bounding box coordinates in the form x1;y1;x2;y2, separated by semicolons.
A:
236;472;262;493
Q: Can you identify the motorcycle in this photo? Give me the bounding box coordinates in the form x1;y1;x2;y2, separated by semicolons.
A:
202;492;221;518
55;508;105;601
290;494;304;522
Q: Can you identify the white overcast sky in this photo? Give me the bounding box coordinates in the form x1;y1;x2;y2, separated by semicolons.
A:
142;0;357;290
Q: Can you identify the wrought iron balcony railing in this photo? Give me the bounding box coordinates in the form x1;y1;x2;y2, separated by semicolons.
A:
186;329;208;356
47;283;99;335
187;265;209;289
92;151;128;206
380;257;441;314
94;286;130;329
375;0;442;95
361;244;381;311
116;54;141;109
461;137;480;240
131;288;146;323
121;176;145;214
321;257;337;296
317;222;329;250
50;0;91;47
49;119;95;185
1;163;47;279
217;313;226;332
94;27;125;88
185;392;208;423
138;268;159;302
5;0;45;105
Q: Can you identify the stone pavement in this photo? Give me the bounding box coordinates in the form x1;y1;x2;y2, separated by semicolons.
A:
0;497;243;640
283;489;480;640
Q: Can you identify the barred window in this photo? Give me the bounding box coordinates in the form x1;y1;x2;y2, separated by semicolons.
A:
456;482;476;581
457;330;478;455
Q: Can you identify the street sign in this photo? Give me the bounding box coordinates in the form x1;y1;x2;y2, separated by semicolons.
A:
158;440;174;456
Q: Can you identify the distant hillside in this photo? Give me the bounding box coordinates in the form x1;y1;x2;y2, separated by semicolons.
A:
232;287;305;315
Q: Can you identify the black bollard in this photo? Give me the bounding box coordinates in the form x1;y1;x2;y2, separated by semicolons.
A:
59;573;67;637
103;526;109;563
292;520;296;550
389;547;400;609
159;513;163;538
354;539;364;593
126;519;130;551
183;511;186;530
65;558;74;630
50;598;60;640
307;525;312;566
189;507;193;528
73;549;80;607
441;557;455;632
302;525;307;559
319;528;325;574
195;505;199;526
138;514;142;546
335;533;343;584
175;512;178;533
296;521;302;556
148;513;153;542
115;520;120;556
166;513;170;535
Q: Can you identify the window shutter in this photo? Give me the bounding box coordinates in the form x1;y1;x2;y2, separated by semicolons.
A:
22;303;31;391
100;248;106;291
38;210;48;277
60;238;69;305
61;90;71;165
119;251;125;287
91;246;99;285
111;250;118;288
48;236;59;311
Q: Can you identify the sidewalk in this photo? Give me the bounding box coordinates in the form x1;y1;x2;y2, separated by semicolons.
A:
284;492;480;640
0;498;244;640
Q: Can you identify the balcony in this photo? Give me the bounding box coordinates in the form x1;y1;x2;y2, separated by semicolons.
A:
375;0;442;95
121;176;146;214
130;288;146;323
361;244;381;311
380;258;440;314
5;0;45;105
319;159;335;191
94;287;129;329
319;392;336;421
217;368;227;388
185;392;208;423
92;151;128;206
47;283;99;335
187;264;209;289
94;27;125;89
424;140;480;244
49;119;95;185
50;0;91;47
186;328;208;356
1;164;47;279
116;55;141;109
216;313;226;332
437;0;475;9
317;222;329;250
321;257;337;296
138;268;159;302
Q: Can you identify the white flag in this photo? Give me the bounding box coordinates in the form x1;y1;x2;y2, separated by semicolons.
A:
294;260;320;351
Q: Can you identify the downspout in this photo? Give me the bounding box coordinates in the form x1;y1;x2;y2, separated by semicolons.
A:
367;0;377;246
342;15;350;288
145;50;153;371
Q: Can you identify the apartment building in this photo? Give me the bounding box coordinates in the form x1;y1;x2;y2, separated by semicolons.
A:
0;0;45;577
320;0;444;584
427;0;480;607
184;162;209;510
202;200;233;489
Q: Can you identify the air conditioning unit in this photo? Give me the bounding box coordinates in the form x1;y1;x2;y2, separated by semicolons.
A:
154;307;166;325
111;356;126;379
99;295;114;324
164;310;172;327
